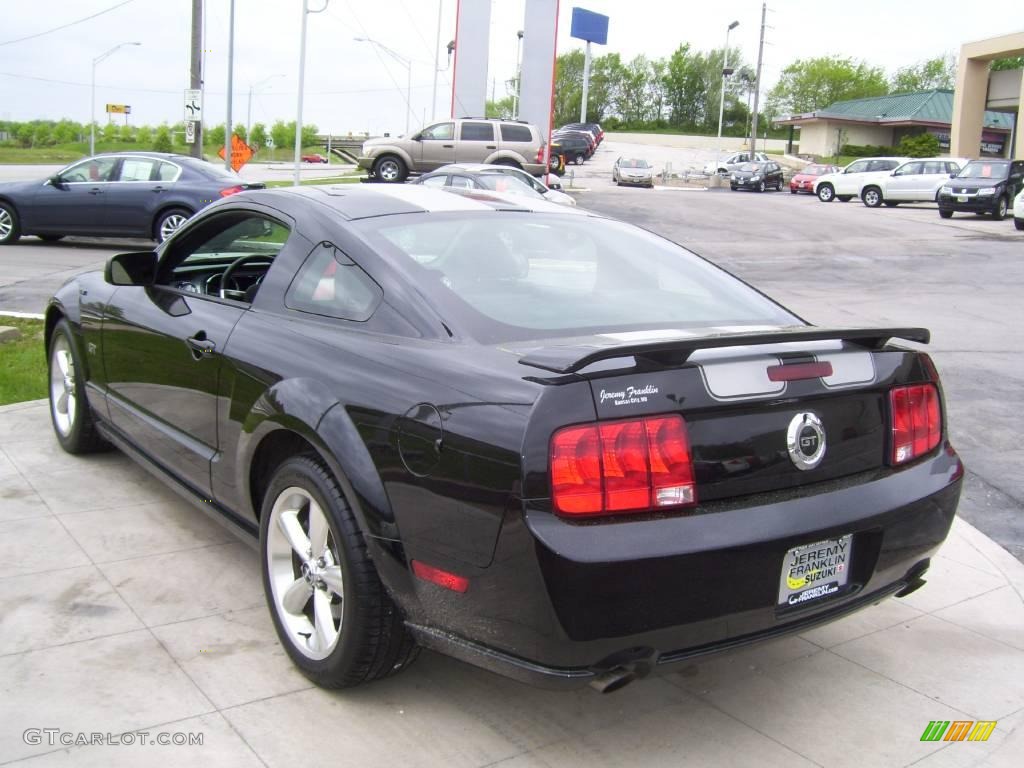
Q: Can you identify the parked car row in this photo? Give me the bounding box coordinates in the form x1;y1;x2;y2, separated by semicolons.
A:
551;122;603;165
807;155;1024;222
412;163;576;206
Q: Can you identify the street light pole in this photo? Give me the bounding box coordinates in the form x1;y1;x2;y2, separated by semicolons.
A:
90;42;141;156
224;0;235;171
247;75;283;146
715;20;739;170
512;30;524;119
431;0;442;121
294;0;330;186
354;37;412;135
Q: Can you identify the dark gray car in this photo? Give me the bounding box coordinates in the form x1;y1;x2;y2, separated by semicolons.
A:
0;152;264;245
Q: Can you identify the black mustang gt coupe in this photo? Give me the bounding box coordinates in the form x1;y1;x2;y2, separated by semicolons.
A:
45;185;962;692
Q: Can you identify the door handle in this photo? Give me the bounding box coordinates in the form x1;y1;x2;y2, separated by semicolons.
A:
442;144;454;148
152;186;166;193
88;187;103;195
186;333;216;358
485;145;496;149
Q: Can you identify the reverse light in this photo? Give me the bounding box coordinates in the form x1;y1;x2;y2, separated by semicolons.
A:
550;414;697;517
411;560;469;593
219;185;244;197
889;384;941;465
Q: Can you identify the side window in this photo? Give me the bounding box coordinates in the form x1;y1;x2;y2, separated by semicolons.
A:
449;176;476;189
420;122;454;141
60;157;118;183
286;243;382;322
846;161;869;174
118;158;159;182
873;160;899;172
500;124;533;142
922;161;945;175
895;162;923;176
419;175;447;188
158;212;290;303
460;122;495;141
156;161;182;182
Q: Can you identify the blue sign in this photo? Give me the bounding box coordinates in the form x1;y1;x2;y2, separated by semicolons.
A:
570;7;608;45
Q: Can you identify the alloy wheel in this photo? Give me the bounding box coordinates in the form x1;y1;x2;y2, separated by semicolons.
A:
159;213;188;242
0;208;12;240
378;160;400;181
266;486;344;661
864;189;881;207
49;335;77;437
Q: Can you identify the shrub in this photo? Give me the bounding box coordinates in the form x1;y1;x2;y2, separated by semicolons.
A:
898;132;940;158
840;143;898;157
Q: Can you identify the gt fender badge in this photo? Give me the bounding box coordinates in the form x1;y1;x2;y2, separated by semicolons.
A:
787;412;826;471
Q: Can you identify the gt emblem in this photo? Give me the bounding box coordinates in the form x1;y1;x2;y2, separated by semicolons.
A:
787;412;826;471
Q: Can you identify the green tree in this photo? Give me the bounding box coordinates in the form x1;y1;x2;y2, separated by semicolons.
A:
485;96;515;119
301;122;318;147
207;123;226;148
52;120;78;144
34;124;54;146
136;125;152;146
249;122;267;148
991;56;1024;71
270;120;290;149
152;125;172;153
101;122;117;142
16;123;35;147
768;57;889;114
891;54;956;93
118;123;135;142
898;132;940;157
233;123;246;140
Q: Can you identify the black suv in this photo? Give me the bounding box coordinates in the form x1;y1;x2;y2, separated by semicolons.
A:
938;159;1024;221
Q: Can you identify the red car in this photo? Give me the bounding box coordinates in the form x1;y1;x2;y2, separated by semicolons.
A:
301;153;329;164
790;164;839;194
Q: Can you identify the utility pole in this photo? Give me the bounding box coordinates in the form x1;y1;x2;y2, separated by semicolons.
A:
512;30;523;119
431;0;442;121
189;0;203;158
749;2;767;156
295;1;330;186
224;0;236;171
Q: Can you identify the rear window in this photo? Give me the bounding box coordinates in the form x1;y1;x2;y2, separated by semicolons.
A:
500;124;533;142
461;122;495;141
358;213;798;343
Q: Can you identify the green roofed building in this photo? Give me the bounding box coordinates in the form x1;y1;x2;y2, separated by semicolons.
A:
776;89;1015;158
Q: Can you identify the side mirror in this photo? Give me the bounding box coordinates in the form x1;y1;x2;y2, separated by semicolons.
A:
548;181;562;191
48;175;65;188
949;172;957;178
410;133;422;141
104;251;157;286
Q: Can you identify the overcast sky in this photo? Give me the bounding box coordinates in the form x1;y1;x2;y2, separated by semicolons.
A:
0;0;1018;135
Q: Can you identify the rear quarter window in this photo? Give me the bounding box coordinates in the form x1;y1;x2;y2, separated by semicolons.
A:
460;122;495;141
500;124;534;143
286;243;382;322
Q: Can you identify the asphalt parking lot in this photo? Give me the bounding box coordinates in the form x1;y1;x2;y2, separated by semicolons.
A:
1;145;1023;766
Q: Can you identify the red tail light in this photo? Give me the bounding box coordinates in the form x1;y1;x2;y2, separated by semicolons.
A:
889;384;941;465
536;148;545;164
219;185;244;197
411;560;469;593
551;414;696;517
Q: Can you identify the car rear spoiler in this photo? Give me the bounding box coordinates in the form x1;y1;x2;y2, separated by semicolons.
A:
517;327;930;374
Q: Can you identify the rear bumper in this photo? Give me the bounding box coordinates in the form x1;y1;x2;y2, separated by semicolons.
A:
522;162;547;177
407;448;962;687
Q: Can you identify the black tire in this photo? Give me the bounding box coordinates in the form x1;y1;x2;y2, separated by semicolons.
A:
373;155;407;183
817;183;835;202
0;201;21;245
838;195;853;202
862;186;883;208
48;319;107;454
730;185;738;191
790;188;797;194
154;208;192;243
574;153;584;165
939;209;954;219
260;455;418;688
884;201;899;207
757;180;766;193
992;196;1008;221
1015;218;1024;230
38;235;65;242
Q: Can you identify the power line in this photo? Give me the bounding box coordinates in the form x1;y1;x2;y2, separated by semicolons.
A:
0;0;137;47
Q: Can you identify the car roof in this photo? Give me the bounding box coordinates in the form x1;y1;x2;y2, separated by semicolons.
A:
87;151;185;160
251;183;587;221
432;163;525;174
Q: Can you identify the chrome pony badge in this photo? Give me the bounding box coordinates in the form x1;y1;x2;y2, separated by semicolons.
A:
787;413;826;470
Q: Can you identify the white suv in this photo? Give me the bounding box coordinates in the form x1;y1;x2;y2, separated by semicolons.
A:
861;158;968;208
814;157;909;202
703;151;769;176
1014;186;1024;231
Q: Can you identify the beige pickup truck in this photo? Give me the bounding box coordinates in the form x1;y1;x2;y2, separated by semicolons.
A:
358;118;547;182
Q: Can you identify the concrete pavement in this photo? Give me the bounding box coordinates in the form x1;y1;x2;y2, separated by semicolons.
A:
0;399;1022;767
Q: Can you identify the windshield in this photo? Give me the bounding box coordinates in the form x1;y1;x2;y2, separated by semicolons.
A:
619;159;650;169
358;213;798;343
956;161;1009;180
737;163;763;172
801;165;830;175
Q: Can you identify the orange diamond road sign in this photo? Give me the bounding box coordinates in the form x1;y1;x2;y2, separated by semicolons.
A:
218;134;254;172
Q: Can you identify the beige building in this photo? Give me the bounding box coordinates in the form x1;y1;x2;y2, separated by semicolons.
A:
777;90;1013;158
950;31;1023;159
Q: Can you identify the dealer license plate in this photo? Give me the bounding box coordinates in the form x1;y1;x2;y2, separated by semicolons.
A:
778;534;852;607
957;196;968;203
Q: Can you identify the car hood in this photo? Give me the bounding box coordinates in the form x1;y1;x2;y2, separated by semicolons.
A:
362;136;400;150
543;189;577;206
791;173;817;182
618;167;652;176
732;169;766;178
0;179;43;195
